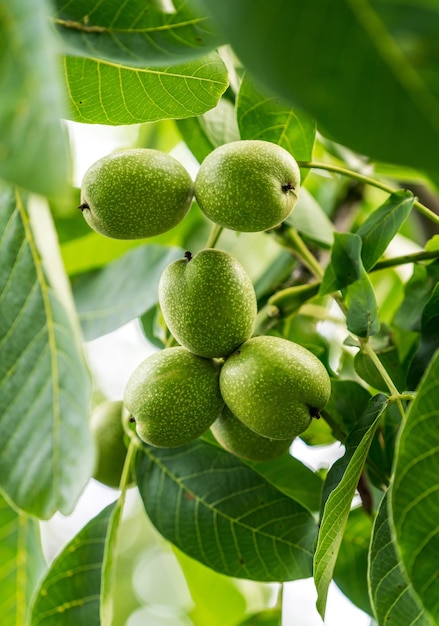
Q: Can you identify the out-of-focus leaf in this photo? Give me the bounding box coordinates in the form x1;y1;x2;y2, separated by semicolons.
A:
0;185;94;518
177;96;240;163
0;494;47;626
136;439;318;582
391;349;439;624
174;548;247;626
63;52;229;125
369;492;434;626
0;0;69;195
199;0;439;173
287;188;334;247
53;0;223;67
72;245;183;340
314;394;388;619
30;503;116;626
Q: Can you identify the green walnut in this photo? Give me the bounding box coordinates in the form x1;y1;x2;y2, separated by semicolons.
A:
79;148;193;239
124;347;224;448
211;406;293;462
158;248;257;358
194;140;300;232
220;336;331;440
90;400;132;489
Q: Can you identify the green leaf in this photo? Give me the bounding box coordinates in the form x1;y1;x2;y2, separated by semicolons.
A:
356;191;414;271
391;349;439;624
136;439;318;582
173;548;247;626
0;0;70;195
322;379;372;438
237;608;282;625
72;245;183;341
0;494;47;626
30;502;116;626
63;52;229;124
368;491;434;626
333;507;373;616
236;74;316;163
345;272;380;338
53;0;223;67
320;232;363;295
287;188;334;247
246;453;323;513
177;96;240;162
199;0;439;172
314;394;388;619
0;185;94;518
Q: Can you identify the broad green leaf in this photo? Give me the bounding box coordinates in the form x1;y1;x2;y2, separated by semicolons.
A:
236;74;316;164
391;349;439;623
199;0;439;172
356;191;414;271
247;453;323;513
139;305;166;349
136;439;318;582
0;495;46;626
368;492;434;626
421;282;439;337
30;502;116;626
174;548;247;626
72;245;183;340
333;507;373;616
53;0;222;67
0;0;69;195
63;52;229;125
0;186;94;518
314;394;388;619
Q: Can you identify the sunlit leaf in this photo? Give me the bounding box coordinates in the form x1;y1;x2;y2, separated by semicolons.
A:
63;52;229;124
237;74;316;164
0;495;46;626
0;185;94;518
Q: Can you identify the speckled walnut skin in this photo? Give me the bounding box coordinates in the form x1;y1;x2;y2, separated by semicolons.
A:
220;336;331;440
158;248;257;358
79;148;193;240
124;347;223;448
194;140;300;233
